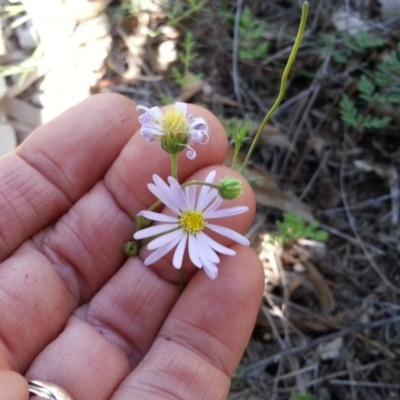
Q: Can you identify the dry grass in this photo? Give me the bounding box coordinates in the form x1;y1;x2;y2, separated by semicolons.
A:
2;0;400;398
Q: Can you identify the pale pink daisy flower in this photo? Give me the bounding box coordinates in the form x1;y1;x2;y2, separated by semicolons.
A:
133;171;249;279
136;102;208;159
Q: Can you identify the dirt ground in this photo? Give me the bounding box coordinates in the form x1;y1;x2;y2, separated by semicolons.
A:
2;1;400;399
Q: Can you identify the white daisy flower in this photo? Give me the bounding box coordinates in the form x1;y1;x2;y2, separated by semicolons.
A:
133;171;250;279
136;102;209;159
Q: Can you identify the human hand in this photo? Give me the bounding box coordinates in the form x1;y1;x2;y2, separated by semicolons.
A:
0;94;263;400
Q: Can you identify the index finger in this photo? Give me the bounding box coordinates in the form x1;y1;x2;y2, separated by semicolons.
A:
0;93;139;262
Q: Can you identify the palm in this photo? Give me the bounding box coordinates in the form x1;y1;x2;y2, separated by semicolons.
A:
0;94;263;400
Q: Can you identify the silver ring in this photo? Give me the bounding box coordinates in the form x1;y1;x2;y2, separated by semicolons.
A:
28;380;74;400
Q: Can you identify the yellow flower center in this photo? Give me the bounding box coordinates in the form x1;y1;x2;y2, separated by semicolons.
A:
159;108;190;138
180;210;206;234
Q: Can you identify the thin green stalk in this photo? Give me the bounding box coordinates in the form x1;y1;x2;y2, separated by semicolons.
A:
182;181;220;190
168;1;207;26
239;1;309;174
171;153;178;179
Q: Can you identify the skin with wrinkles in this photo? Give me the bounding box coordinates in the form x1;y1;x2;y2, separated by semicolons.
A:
0;93;263;400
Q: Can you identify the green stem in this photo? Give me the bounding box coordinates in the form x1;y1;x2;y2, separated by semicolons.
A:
171;153;178;179
148;200;162;211
182;181;220;190
239;1;309;174
169;1;207;26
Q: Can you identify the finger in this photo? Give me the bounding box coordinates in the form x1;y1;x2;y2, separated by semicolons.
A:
25;246;263;400
138;165;256;282
113;246;264;400
0;93;139;262
0;370;29;400
0;103;228;372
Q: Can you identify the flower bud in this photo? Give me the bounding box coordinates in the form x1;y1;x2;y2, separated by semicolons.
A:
135;214;153;230
161;133;188;154
218;176;243;199
123;240;140;256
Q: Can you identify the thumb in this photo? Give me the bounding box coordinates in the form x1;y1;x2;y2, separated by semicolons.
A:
0;370;29;400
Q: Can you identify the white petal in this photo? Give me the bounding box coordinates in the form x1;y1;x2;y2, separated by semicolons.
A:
206;224;250;246
206;206;249;219
205;170;216;183
172;234;188;269
202;261;218;280
167;176;187;211
185;185;196;209
196;234;220;263
185;146;196;160
136;105;150;112
134;224;177;240
147;229;183;250
197;248;218;279
144;232;182;265
148;183;180;215
197;171;216;208
139;210;177;223
152;174;171;193
188;235;202;268
204;195;223;213
197;188;219;211
174;102;188;115
198;232;236;256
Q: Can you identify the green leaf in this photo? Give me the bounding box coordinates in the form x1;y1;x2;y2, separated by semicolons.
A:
339;94;362;128
358;75;376;103
363;115;391;129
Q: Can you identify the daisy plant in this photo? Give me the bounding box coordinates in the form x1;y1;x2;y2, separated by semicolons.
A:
125;2;309;290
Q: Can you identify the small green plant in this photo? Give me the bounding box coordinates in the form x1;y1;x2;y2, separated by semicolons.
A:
171;32;203;86
224;118;253;169
324;31;387;65
238;6;269;61
159;93;173;106
165;0;207;26
271;212;328;244
293;393;314;400
339;43;400;130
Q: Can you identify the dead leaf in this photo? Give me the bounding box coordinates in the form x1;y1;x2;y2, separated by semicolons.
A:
2;97;42;129
331;9;369;34
250;123;290;149
378;0;400;20
226;148;314;221
0;123;17;157
303;260;335;315
176;76;206;102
